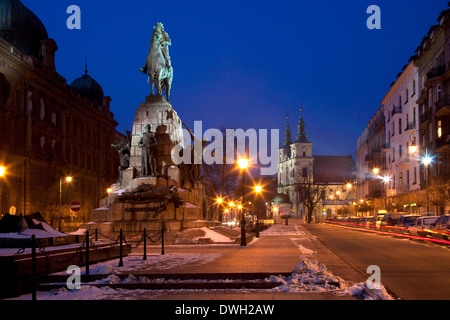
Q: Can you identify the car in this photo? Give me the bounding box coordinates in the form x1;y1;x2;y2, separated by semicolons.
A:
430;215;450;240
395;214;421;234
380;213;402;232
361;216;374;229
371;214;385;230
408;216;440;238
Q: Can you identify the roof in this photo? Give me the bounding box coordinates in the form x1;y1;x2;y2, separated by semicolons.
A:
313;155;356;184
0;0;48;58
271;193;291;204
70;72;104;106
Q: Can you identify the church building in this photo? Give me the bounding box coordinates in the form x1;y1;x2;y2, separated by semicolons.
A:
275;109;356;222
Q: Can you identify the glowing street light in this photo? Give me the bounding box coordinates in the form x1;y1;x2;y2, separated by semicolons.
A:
59;176;73;231
421;153;433;214
237;157;249;247
0;166;5;177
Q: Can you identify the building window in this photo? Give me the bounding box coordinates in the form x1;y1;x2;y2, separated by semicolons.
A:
399;118;402;134
399;145;403;158
428;89;433;108
412;79;416;96
405;89;409;103
399;172;403;187
437;120;442;138
302;168;307;178
413;166;417;184
407;170;410;185
437;84;442;102
428;123;433;143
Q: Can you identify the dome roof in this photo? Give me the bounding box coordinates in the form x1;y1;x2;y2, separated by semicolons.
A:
271;193;291;204
70;70;104;106
0;0;48;58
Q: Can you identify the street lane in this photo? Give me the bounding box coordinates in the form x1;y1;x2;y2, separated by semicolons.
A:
303;223;450;300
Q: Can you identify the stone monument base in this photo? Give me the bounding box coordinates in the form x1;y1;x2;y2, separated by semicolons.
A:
83;174;220;234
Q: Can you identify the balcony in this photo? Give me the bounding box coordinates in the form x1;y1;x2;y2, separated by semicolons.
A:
398;156;410;168
426;65;446;83
419;112;428;124
435;95;450;117
435;135;450;153
391;106;403;117
405;121;416;132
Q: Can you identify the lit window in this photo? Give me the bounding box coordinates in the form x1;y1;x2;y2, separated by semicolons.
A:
437;120;442;138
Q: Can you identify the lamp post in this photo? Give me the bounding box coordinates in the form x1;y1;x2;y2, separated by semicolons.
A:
254;185;262;238
238;158;248;247
421;154;432;215
59;176;72;231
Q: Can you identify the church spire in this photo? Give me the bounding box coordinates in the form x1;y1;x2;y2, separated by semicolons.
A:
282;112;292;148
295;107;309;143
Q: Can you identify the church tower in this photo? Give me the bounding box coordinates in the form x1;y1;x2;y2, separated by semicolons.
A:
291;108;314;179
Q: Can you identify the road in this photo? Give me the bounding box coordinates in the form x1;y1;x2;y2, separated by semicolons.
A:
303;223;450;300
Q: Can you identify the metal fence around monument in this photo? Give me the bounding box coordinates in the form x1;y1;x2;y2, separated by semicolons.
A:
1;226;167;300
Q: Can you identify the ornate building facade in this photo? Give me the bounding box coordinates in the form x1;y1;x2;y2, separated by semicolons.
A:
0;0;123;229
276;110;356;222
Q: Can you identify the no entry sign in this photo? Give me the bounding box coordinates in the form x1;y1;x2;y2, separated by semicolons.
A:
70;201;81;212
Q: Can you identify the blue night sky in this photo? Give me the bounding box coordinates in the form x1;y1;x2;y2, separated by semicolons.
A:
23;0;448;157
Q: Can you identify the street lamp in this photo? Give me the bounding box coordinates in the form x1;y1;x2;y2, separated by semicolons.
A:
238;158;248;247
59;176;73;231
421;154;433;215
254;185;263;238
0;166;5;177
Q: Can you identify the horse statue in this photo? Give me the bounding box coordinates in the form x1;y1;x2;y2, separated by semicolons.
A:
140;22;173;103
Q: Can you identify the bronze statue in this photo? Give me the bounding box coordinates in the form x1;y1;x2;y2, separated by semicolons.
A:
116;184;184;210
112;129;131;183
182;122;207;185
140;22;173;102
138;124;157;176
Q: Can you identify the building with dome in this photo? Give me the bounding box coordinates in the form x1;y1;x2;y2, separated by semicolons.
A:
0;0;123;230
276;110;357;222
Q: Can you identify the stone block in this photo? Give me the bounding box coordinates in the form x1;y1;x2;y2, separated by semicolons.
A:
183;206;203;220
167;166;181;186
122;167;137;188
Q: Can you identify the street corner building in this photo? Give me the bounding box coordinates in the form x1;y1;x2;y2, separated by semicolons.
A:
0;0;123;230
275;109;357;223
356;7;450;216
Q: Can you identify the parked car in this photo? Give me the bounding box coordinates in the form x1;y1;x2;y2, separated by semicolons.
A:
372;214;385;230
395;214;421;234
380;213;402;232
408;216;439;238
361;216;374;229
430;215;450;240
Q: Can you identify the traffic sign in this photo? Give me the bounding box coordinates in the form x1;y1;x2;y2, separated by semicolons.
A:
70;201;81;212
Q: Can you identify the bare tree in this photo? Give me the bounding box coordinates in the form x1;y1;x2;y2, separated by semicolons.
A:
201;127;240;220
293;171;327;223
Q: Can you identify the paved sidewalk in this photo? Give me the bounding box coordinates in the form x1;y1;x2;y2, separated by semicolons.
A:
121;224;363;300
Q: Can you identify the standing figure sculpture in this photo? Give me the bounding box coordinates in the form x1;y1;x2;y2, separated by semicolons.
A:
138;124;158;176
140;22;173;103
112;129;131;183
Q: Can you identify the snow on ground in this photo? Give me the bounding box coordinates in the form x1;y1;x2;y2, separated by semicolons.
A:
260;224;305;235
199;227;234;243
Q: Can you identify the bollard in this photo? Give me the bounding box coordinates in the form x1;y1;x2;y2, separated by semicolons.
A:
161;223;165;255
143;228;147;261
31;234;36;301
85;230;90;278
118;229;124;267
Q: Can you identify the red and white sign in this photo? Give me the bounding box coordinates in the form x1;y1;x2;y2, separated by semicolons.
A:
70;201;81;212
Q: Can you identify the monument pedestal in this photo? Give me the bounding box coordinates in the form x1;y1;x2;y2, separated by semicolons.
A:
85;95;220;235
